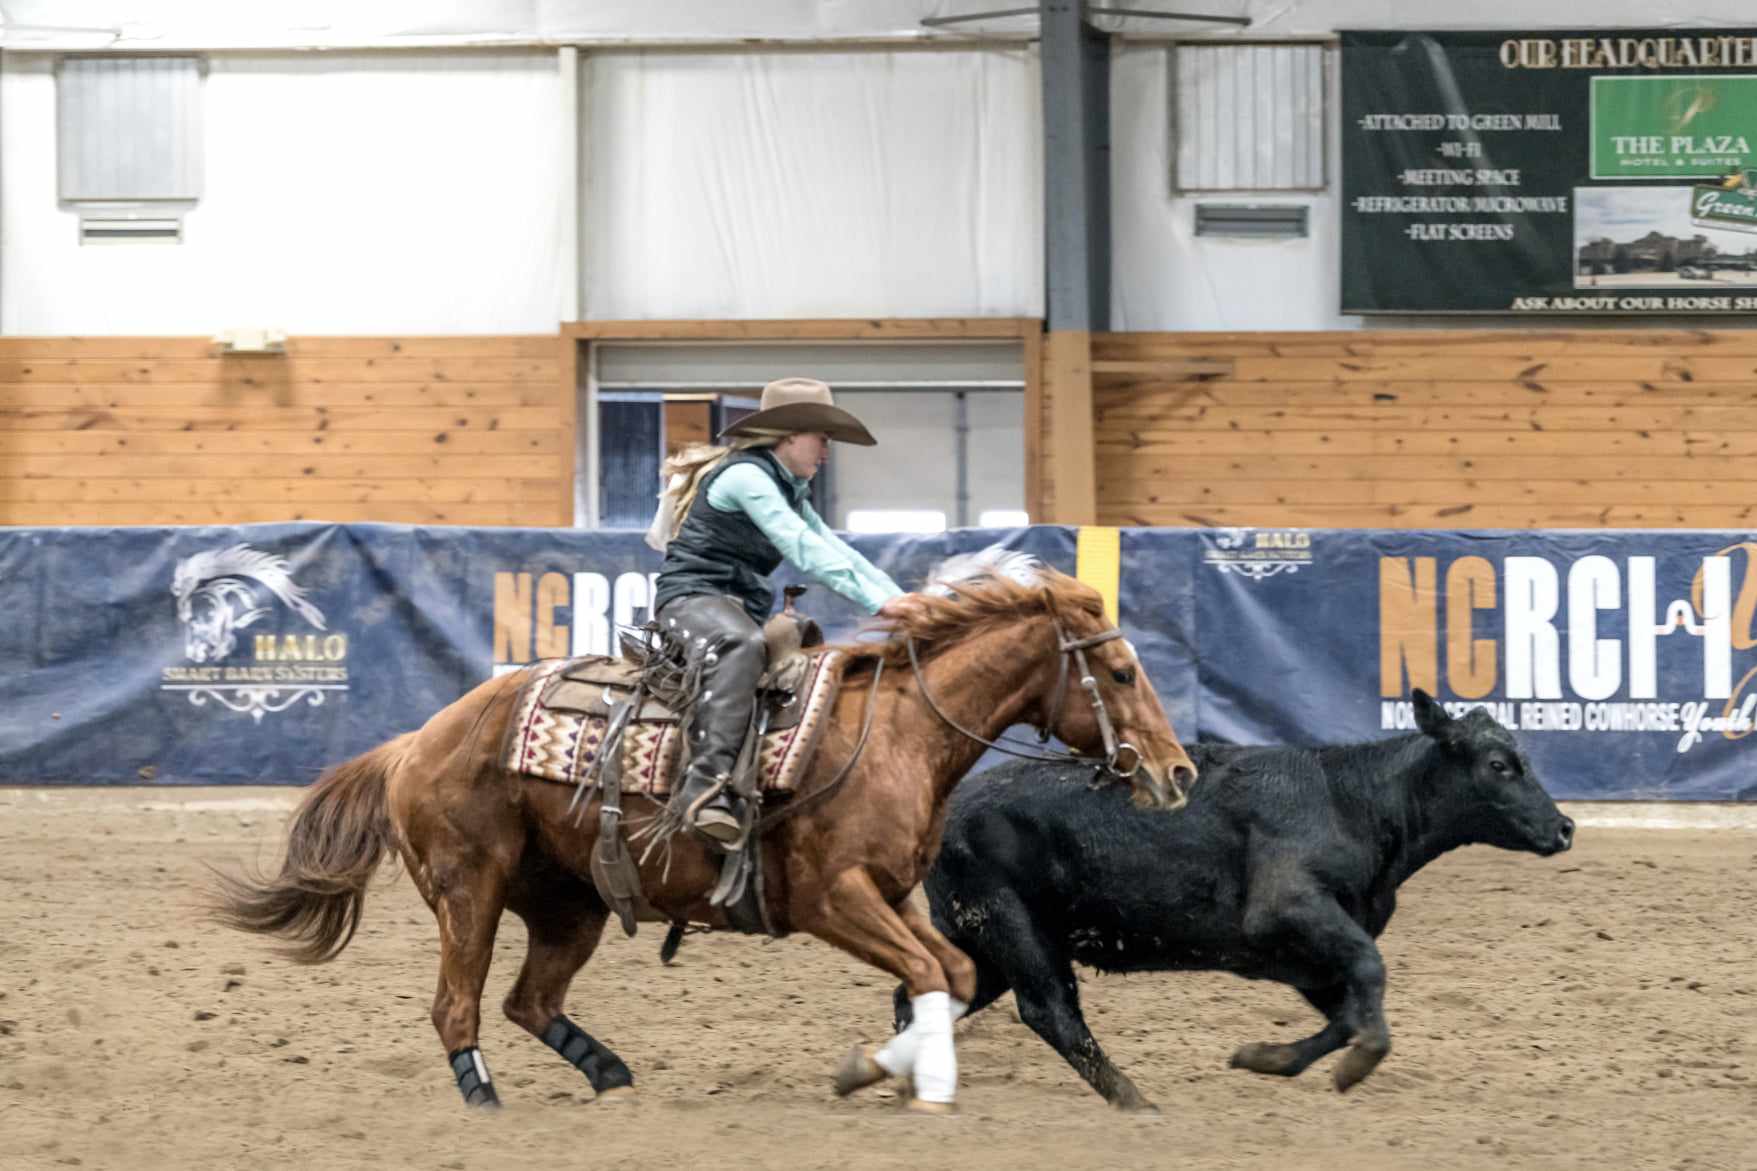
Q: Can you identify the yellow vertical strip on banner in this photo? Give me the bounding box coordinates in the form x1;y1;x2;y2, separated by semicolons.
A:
1075;526;1121;624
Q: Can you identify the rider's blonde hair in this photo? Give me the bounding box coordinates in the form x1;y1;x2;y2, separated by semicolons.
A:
643;429;797;551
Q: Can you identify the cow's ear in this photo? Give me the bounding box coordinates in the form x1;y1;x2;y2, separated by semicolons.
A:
1411;689;1457;743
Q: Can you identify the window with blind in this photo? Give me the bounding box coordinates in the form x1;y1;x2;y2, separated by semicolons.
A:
57;56;205;243
1172;43;1327;193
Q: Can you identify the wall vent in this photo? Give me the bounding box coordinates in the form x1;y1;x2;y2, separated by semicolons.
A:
78;211;184;245
1193;203;1309;238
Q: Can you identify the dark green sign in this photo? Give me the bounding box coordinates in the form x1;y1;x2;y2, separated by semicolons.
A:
1343;30;1757;314
1590;76;1757;179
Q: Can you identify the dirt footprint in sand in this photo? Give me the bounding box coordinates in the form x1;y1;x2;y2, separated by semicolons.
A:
364;1055;427;1080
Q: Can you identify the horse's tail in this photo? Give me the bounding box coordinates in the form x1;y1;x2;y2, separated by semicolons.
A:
210;734;408;963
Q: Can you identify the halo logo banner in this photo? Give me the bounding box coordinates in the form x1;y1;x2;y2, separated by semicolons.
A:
161;542;350;722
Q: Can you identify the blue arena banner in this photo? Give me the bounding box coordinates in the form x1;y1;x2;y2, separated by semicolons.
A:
1;522;1752;800
0;523;1075;787
1128;526;1757;802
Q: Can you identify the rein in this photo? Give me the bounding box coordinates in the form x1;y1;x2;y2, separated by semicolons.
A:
755;657;885;832
755;612;1143;833
904;622;1142;779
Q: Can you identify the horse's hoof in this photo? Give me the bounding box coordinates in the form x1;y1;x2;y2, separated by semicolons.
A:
833;1044;887;1097
1117;1098;1160;1114
906;1098;958;1116
594;1086;638;1105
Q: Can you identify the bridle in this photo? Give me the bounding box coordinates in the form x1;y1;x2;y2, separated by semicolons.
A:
757;613;1143;836
904;618;1143;781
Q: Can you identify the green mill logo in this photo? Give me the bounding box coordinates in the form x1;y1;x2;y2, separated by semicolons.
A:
1693;169;1757;234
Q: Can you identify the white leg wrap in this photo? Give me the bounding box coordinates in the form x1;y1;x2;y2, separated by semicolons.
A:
903;992;957;1104
874;993;967;1086
875;1018;921;1077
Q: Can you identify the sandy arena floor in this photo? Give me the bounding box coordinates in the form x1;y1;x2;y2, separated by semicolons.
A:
1;787;1753;1171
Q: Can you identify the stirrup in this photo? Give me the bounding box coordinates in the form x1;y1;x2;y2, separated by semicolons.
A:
683;776;744;848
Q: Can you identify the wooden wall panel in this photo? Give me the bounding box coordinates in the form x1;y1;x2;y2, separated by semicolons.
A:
1092;329;1757;530
1043;330;1094;525
1021;325;1044;522
0;336;563;527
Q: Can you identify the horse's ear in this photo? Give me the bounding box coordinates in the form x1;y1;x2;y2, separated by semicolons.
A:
1039;585;1061;619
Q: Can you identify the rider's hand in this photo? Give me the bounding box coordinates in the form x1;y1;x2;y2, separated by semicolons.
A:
876;595;922;624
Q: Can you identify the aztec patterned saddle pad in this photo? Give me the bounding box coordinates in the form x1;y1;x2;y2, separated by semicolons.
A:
503;650;847;799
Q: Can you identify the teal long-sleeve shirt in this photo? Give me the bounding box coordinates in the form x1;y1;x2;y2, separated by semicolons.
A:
705;461;904;614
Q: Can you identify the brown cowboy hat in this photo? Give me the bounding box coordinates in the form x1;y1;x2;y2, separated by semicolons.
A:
718;377;877;446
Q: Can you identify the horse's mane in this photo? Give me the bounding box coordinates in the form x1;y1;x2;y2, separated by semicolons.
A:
834;548;1105;671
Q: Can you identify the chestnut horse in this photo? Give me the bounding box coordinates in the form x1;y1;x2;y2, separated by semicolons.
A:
214;556;1197;1113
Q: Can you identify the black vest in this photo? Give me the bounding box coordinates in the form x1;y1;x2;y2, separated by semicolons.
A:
654;448;809;623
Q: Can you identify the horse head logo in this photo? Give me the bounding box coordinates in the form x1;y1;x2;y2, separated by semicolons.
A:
171;544;327;663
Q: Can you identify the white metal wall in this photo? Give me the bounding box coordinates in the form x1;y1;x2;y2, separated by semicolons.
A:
1;51;565;334
582;48;1044;321
1110;43;1346;331
7;3;1748;336
4;1;1751;50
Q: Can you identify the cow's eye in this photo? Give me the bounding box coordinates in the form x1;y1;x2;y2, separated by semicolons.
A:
1112;668;1136;686
1489;758;1510;774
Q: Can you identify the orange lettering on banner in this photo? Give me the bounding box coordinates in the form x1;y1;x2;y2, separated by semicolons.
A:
1380;557;1437;697
1725;666;1757;742
494;572;533;663
535;572;570;660
1696;543;1757;651
1446;556;1498;699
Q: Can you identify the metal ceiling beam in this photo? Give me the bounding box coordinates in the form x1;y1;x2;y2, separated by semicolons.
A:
1085;7;1250;26
1041;0;1110;330
921;4;1250;32
920;7;1040;27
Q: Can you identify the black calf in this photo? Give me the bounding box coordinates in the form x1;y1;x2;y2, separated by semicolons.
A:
899;690;1574;1109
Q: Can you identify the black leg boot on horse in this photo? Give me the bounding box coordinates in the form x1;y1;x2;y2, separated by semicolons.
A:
659;594;769;850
